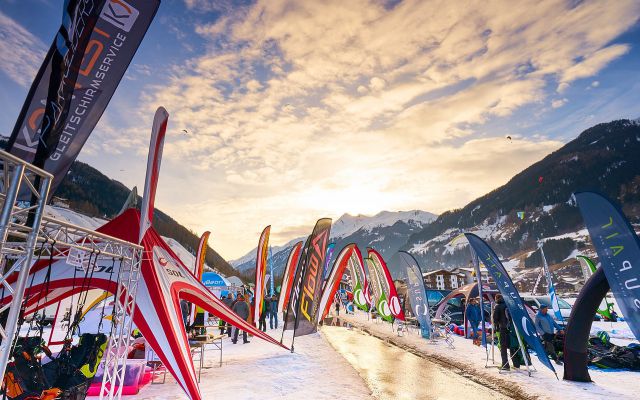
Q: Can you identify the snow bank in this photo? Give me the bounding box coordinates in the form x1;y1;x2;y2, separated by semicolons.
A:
341;312;640;400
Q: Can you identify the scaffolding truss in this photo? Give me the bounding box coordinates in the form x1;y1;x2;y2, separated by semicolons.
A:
0;150;143;400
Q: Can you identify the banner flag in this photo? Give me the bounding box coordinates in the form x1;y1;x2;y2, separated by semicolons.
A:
367;248;405;321
576;255;615;319
283;235;310;331
346;246;370;311
291;218;331;337
138;107;168;242
398;251;431;338
7;0;160;196
540;244;563;322
575;191;640;340
253;226;271;324
464;233;556;374
577;255;595;282
323;242;336;281
117;185;138;216
278;241;303;315
365;255;392;322
194;231;210;277
189;231;210;326
317;244;355;321
472;252;487;347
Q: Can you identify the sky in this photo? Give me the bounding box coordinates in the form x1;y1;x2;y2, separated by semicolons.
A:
0;0;639;260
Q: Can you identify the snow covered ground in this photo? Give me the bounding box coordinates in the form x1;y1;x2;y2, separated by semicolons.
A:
340;311;640;400
91;328;371;400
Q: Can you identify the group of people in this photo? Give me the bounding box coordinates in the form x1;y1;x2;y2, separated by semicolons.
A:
461;295;564;371
179;290;280;345
258;294;279;332
219;292;280;344
493;295;564;370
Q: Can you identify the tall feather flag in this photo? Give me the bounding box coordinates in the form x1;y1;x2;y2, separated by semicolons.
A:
346;246;371;311
284;219;331;338
138;107;168;243
398;251;431;338
464;233;556;374
540;243;564;322
367;248;405;321
574;191;640;340
189;231;210;326
253;226;271;324
277;241;303;315
317;244;356;321
7;0;160;196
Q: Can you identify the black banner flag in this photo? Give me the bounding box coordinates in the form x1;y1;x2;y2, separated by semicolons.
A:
7;0;160;196
291;218;331;337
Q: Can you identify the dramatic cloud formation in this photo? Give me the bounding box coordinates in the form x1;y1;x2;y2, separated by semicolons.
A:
133;0;638;258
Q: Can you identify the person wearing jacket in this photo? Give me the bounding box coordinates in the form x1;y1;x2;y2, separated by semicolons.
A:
180;300;189;330
221;294;234;337
231;295;250;344
258;298;267;332
534;305;564;365
268;295;279;329
493;294;520;370
465;298;482;340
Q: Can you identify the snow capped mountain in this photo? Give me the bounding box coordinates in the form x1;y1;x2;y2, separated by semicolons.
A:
229;236;303;268
230;210;438;273
331;210;437;238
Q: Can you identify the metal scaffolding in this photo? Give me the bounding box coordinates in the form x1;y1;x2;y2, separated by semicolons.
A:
0;150;143;400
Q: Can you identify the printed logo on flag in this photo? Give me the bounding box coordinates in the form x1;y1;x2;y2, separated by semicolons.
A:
100;0;139;32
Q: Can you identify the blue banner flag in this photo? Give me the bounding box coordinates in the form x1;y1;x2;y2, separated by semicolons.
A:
464;233;556;374
323;242;336;280
398;251;431;338
575;191;640;340
472;252;488;347
540;244;564;323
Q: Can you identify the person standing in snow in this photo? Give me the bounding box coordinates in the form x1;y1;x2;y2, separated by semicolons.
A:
232;295;250;344
334;300;340;316
268;295;278;329
180;299;189;330
258;298;267;332
465;298;481;341
493;295;519;370
221;294;234;336
534;304;564;365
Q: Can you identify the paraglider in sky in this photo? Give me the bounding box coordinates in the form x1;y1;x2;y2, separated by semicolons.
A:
506;135;512;141
181;129;189;135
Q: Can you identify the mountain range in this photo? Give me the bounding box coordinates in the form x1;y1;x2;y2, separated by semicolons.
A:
231;119;640;287
230;210;437;279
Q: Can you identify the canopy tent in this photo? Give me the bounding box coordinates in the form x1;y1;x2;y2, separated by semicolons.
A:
0;209;286;400
226;276;244;286
202;272;231;287
434;282;498;320
201;272;233;297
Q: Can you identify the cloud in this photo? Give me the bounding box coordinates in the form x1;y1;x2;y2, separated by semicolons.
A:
124;0;639;258
559;44;630;86
0;11;47;87
551;98;568;108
